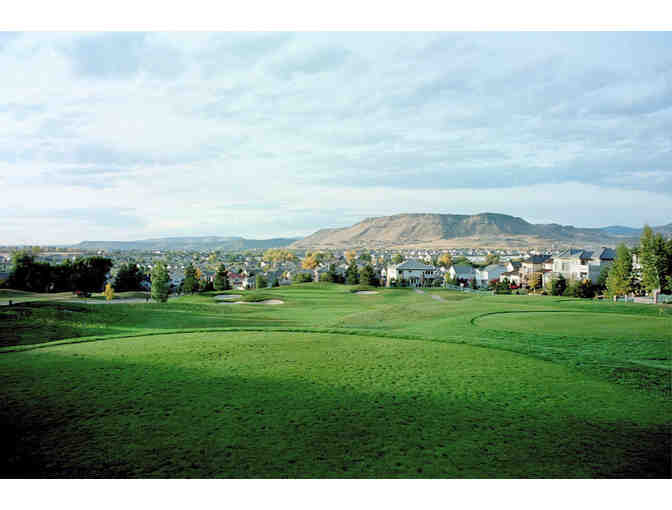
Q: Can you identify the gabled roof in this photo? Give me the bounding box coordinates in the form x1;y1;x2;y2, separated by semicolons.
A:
396;259;435;270
596;247;616;260
523;255;552;264
452;264;475;275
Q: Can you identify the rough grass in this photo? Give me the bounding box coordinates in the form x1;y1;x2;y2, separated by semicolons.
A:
1;283;670;478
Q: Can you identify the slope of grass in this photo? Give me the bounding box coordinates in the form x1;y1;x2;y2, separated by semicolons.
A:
1;331;669;478
1;283;670;478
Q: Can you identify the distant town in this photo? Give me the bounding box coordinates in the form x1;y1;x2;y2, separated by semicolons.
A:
2;229;670;303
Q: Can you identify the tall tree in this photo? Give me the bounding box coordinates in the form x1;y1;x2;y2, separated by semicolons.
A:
113;262;144;292
151;261;171;303
345;250;357;264
345;262;359;285
183;263;198;294
639;225;661;293
255;273;267;289
70;256;113;293
391;253;404;265
214;264;230;291
437;253;453;268
301;253;320;270
104;282;115;301
606;243;633;298
359;264;378;287
551;274;567;296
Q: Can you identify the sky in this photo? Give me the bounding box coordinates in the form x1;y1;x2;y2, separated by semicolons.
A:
1;30;671;244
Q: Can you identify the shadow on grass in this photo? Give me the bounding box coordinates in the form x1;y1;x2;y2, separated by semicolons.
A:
1;346;669;479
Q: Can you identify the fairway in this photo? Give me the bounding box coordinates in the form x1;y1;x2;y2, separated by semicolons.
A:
475;311;672;341
1;284;671;478
2;330;669;478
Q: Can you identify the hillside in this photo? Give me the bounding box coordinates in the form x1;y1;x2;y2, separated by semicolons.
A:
75;236;300;251
290;213;670;249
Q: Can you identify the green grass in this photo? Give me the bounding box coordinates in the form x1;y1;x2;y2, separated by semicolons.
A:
1;283;670;478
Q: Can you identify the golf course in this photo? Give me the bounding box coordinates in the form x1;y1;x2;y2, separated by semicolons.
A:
1;284;670;478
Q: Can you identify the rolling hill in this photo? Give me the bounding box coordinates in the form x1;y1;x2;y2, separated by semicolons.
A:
74;236;300;251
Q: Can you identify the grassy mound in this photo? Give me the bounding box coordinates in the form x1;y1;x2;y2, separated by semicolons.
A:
2;330;669;478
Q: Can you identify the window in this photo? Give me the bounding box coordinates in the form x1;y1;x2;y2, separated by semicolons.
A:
561;262;569;272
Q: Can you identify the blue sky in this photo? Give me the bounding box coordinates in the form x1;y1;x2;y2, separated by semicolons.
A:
1;31;671;244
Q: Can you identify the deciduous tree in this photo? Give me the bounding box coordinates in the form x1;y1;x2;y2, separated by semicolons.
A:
104;282;115;301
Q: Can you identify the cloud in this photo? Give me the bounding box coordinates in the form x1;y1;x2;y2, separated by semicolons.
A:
1;32;672;243
67;32;184;78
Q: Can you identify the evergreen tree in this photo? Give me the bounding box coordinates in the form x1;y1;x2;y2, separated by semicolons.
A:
597;265;610;292
151;261;170;303
345;262;359;285
359;264;378;287
113;262;144;292
639;226;660;293
470;277;478;289
214;264;230;291
551;274;567;296
255;273;267;289
183;263;198;294
606;243;633;297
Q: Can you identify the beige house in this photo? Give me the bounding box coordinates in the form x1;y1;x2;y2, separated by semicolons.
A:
552;247;615;283
387;259;439;287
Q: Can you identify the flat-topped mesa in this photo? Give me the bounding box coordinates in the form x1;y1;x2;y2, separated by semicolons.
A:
289;213;668;249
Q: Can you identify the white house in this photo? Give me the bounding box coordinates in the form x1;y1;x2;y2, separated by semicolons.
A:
475;264;509;287
448;264;476;283
386;259;439;287
552;247;615;284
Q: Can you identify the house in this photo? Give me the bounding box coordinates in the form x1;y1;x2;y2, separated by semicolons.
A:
227;272;245;289
448;264;476;284
475;264;509;287
521;255;553;284
552;247;615;284
499;270;521;287
506;261;522;273
386;259;439;287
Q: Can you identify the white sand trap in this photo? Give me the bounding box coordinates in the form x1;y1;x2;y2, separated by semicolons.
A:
219;299;284;305
214;294;243;301
355;291;379;295
414;289;425;294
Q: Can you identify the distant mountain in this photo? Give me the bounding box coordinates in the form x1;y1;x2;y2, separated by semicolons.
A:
290;213;671;249
75;236;300;251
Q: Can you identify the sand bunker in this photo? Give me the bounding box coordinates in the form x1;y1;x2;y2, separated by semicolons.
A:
214;294;243;301
355;291;379;295
219;299;284;305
